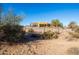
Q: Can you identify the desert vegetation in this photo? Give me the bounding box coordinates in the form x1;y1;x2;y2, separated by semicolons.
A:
68;21;79;41
51;19;63;28
68;21;78;31
28;28;34;33
0;9;26;43
1;6;79;55
41;31;59;39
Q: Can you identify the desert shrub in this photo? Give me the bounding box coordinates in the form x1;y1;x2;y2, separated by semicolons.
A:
0;9;26;43
0;24;25;43
69;27;79;39
41;31;59;39
67;47;79;55
53;32;59;39
69;32;79;38
74;26;79;33
0;25;6;41
42;31;53;39
28;28;34;33
68;25;79;40
68;21;78;31
72;33;79;38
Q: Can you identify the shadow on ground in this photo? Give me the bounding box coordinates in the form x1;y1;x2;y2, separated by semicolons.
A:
18;32;42;43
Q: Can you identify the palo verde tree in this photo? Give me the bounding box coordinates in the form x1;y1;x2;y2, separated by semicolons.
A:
51;19;63;28
1;9;22;25
51;19;63;33
0;9;25;43
0;4;3;25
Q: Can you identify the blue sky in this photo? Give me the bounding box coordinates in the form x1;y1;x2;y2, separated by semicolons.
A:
2;3;79;26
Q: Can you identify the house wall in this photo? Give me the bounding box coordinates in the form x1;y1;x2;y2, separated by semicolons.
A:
31;22;50;27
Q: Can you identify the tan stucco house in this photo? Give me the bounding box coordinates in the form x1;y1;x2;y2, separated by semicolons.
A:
30;22;50;27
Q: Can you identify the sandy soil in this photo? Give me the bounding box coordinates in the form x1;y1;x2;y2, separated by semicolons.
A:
0;39;79;55
0;28;79;55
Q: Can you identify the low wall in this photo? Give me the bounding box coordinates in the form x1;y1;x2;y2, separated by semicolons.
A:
23;27;64;33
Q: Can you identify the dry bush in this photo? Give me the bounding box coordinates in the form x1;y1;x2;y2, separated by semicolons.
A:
41;31;54;39
53;31;59;39
67;32;79;41
69;26;79;39
68;27;79;39
67;47;79;55
69;32;79;38
28;28;34;33
68;21;78;31
41;30;59;39
74;27;79;33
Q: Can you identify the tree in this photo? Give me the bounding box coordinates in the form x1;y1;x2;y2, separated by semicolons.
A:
51;19;63;28
0;9;25;43
0;4;3;25
1;9;22;25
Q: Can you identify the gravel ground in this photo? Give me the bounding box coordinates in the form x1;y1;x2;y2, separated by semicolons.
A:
0;28;79;55
0;39;79;55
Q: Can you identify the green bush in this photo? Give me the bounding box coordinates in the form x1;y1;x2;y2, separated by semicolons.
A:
0;25;5;40
0;24;25;43
0;9;25;43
